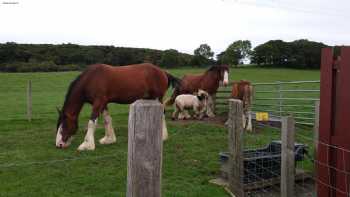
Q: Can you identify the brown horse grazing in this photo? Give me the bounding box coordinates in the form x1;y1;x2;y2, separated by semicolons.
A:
56;63;180;151
230;80;254;131
165;65;229;117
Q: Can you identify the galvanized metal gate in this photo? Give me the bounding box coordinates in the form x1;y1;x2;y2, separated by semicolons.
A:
318;47;350;197
215;80;320;126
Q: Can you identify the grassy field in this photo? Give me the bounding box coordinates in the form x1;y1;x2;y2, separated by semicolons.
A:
0;67;320;197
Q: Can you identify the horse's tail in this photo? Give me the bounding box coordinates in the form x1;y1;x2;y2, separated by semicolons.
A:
164;72;181;106
165;72;181;89
164;88;180;106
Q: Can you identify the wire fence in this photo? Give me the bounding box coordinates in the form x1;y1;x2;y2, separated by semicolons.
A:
221;96;350;197
0;80;131;122
222;99;316;196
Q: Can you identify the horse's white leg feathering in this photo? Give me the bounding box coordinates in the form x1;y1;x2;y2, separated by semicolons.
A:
206;95;215;117
162;114;168;141
99;110;117;145
247;111;253;132
78;119;97;151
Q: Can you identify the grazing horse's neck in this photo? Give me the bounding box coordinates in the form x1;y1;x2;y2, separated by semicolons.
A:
62;91;84;120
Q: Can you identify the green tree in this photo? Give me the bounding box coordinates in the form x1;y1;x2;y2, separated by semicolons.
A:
194;44;214;59
251;39;327;68
193;43;214;66
220;40;252;67
159;49;181;68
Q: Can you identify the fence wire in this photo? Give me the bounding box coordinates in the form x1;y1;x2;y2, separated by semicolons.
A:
227;111;350;197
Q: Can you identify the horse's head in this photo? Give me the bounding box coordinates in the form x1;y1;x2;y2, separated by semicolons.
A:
55;107;77;149
208;65;229;86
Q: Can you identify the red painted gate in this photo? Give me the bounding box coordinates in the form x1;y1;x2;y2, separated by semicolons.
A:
318;47;350;197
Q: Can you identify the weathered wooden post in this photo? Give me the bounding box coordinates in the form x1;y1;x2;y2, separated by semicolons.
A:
127;100;163;197
27;80;32;121
281;116;295;197
228;99;245;197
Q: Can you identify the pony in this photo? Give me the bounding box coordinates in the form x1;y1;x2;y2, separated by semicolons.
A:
55;63;180;151
165;65;229;117
230;80;254;131
171;89;209;120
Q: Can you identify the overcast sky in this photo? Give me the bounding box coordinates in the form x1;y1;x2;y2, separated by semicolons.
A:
0;0;349;55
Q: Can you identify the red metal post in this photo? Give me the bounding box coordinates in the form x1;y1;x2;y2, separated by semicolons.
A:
318;47;350;197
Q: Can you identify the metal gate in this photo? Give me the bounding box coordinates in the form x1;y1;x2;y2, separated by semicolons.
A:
318;47;350;197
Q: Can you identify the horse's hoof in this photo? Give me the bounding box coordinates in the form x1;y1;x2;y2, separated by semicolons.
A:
246;126;253;132
99;136;116;145
162;132;169;141
77;142;95;151
207;114;215;118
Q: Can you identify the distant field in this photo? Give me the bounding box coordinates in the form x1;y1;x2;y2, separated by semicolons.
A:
0;67;320;196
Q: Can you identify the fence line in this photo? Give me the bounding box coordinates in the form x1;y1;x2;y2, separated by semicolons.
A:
224;98;324;196
226;99;300;196
216;80;320;126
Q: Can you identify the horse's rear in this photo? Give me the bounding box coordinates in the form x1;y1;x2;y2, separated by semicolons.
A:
231;80;254;131
231;80;253;105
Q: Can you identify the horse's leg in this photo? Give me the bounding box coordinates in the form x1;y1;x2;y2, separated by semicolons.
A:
99;109;117;144
206;95;215;117
158;97;168;141
78;100;105;151
246;109;253;132
162;113;168;141
242;113;246;130
77;119;97;151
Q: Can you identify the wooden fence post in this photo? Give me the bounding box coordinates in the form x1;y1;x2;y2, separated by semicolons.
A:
281;116;295;197
27;80;32;121
127;100;163;197
228;99;245;197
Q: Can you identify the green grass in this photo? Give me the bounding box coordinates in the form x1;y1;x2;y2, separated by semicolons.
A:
0;67;320;196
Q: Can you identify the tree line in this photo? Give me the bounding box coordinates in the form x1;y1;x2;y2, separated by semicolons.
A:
0;43;196;72
0;39;336;72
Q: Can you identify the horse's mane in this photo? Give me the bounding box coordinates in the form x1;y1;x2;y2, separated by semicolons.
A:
206;65;228;73
206;65;220;73
62;72;84;112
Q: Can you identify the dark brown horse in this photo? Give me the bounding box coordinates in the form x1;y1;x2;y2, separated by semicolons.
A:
165;65;229;117
56;63;180;151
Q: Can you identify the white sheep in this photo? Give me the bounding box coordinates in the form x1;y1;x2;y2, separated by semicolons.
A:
171;89;209;120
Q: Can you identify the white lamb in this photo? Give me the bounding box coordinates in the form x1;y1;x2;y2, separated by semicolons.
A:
172;89;209;120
